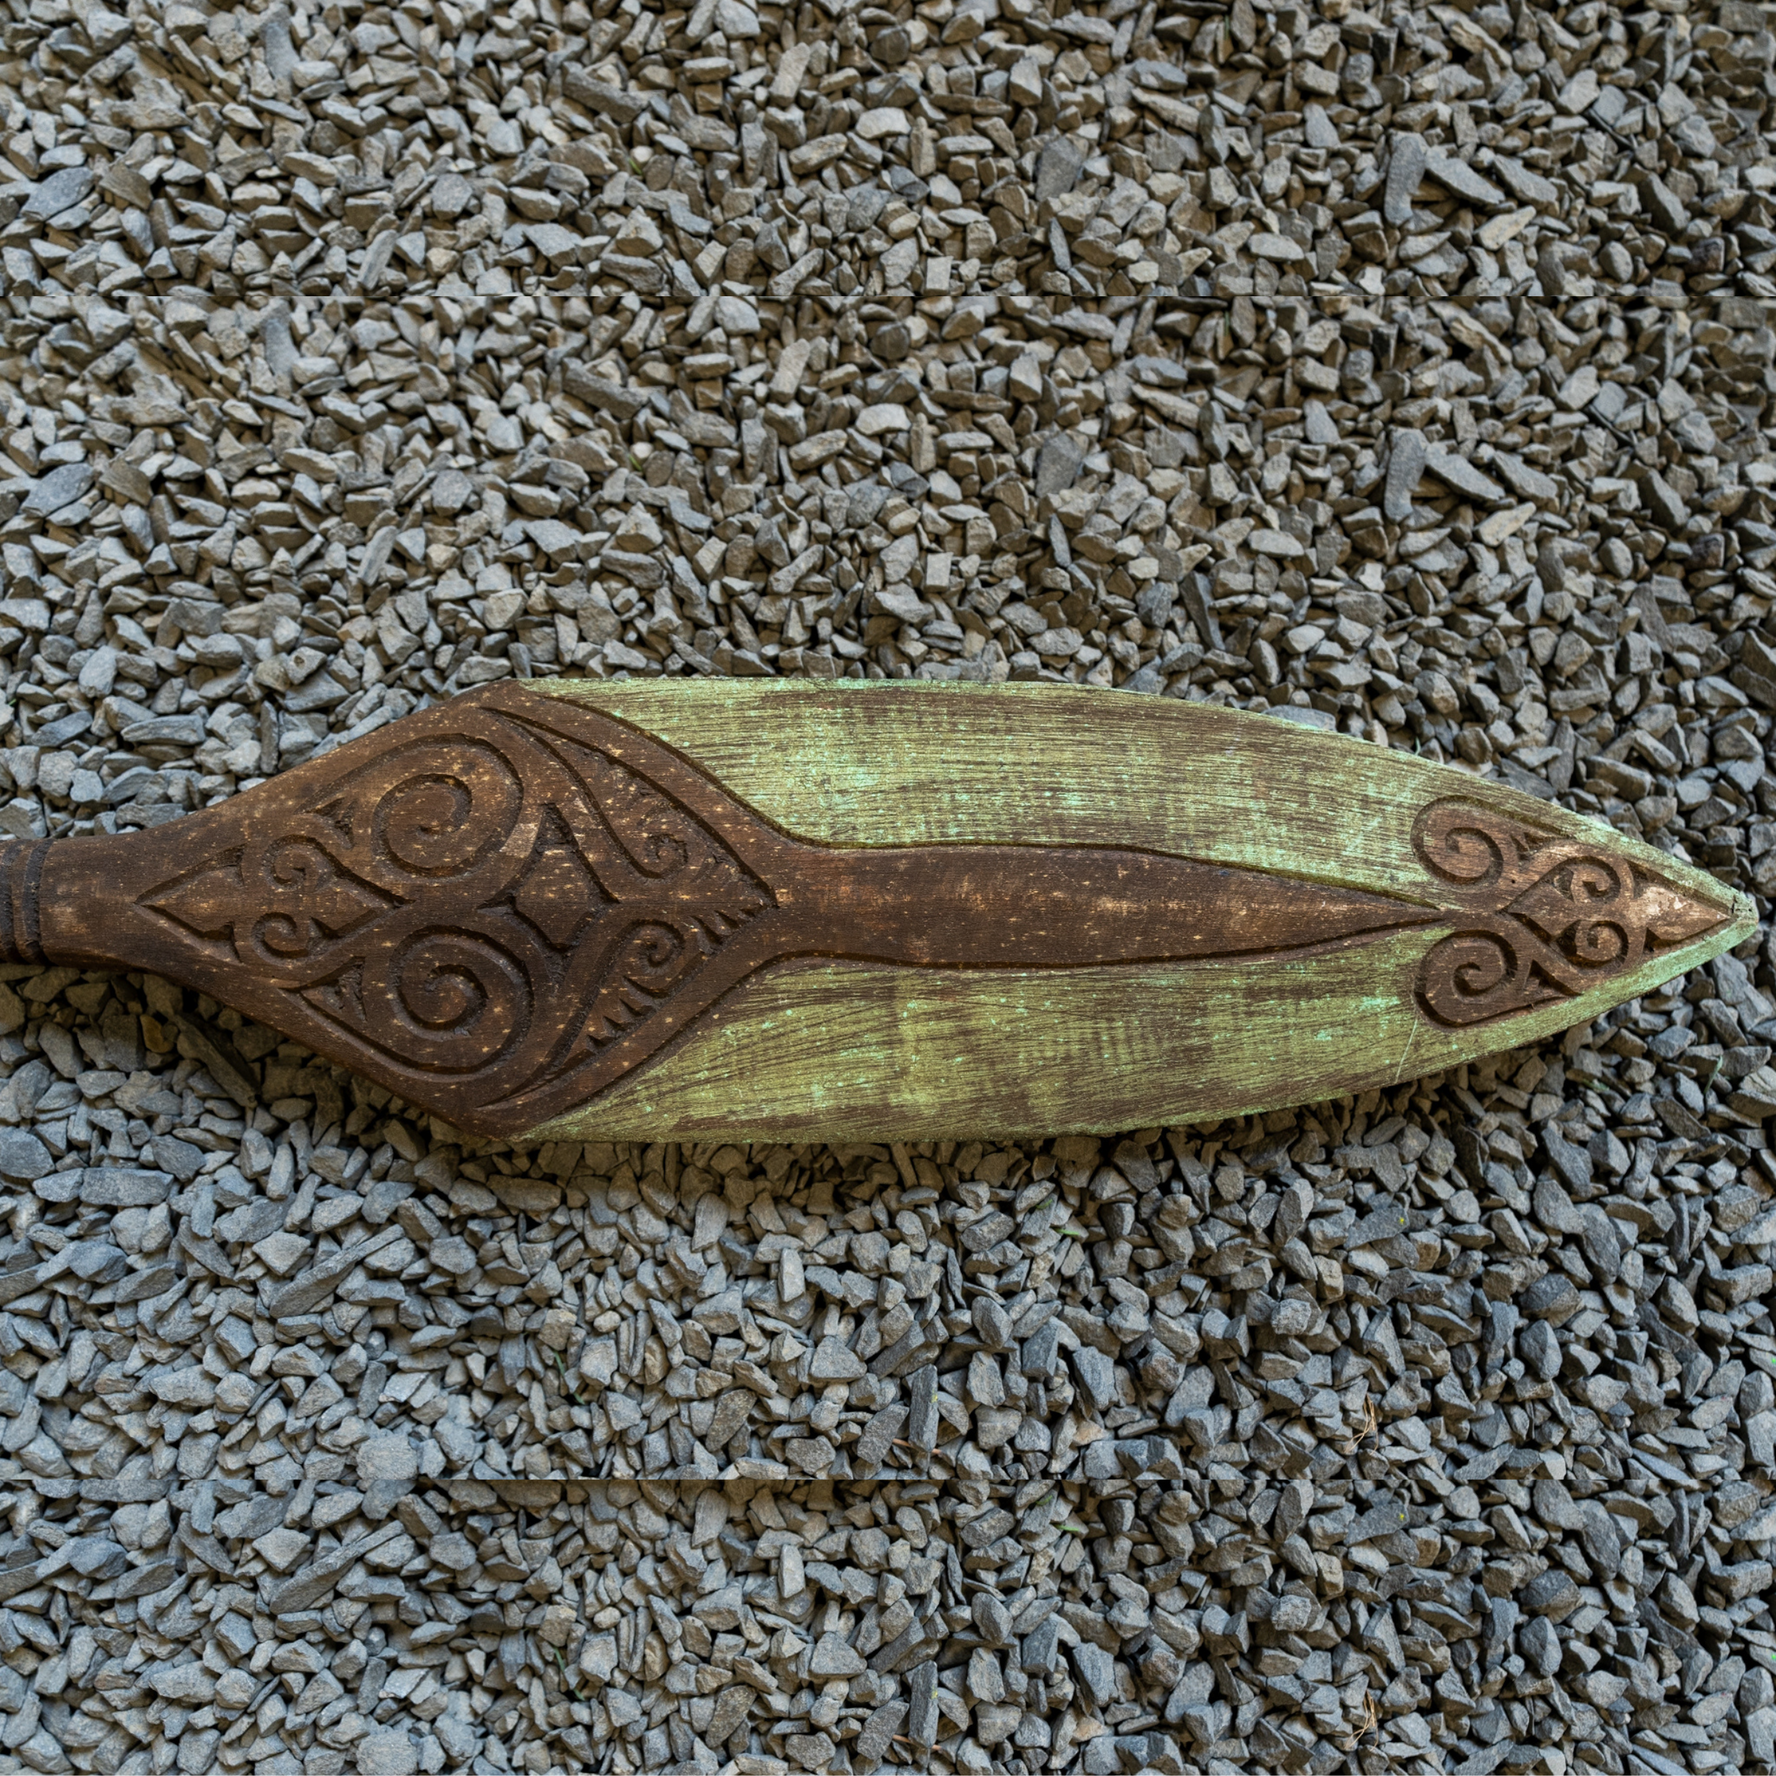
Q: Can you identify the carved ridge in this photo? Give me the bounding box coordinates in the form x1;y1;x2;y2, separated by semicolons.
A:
0;838;48;967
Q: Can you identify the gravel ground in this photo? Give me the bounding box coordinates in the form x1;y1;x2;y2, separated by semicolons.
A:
0;0;1773;1774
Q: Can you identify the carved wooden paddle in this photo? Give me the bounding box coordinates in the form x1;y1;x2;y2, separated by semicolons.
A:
0;680;1750;1145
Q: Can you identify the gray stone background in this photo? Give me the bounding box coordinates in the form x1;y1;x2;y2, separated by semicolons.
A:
0;0;1773;1773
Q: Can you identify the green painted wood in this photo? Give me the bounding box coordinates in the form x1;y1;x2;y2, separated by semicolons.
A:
541;677;1448;888
522;929;1700;1146
520;680;1753;1146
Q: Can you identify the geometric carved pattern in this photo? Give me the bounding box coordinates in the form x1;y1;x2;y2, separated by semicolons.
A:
1412;798;1729;1028
135;696;774;1134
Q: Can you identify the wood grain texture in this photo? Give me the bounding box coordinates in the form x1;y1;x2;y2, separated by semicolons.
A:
526;679;1754;1146
525;928;1712;1146
530;678;1655;886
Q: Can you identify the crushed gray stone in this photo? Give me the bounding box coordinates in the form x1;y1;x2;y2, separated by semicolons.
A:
0;0;1774;1771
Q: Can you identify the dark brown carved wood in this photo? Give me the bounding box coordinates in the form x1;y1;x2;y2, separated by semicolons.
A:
0;687;1735;1139
1412;799;1726;1027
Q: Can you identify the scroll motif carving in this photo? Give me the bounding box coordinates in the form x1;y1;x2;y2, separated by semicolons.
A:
135;702;774;1117
1412;799;1728;1028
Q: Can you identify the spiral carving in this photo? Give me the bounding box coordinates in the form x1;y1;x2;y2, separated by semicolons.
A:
375;929;528;1071
583;920;711;1048
1414;801;1516;888
368;743;523;880
1412;798;1728;1028
136;692;774;1120
1418;929;1572;1028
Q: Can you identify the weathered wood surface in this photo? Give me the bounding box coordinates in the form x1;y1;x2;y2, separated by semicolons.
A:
0;679;1750;1145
